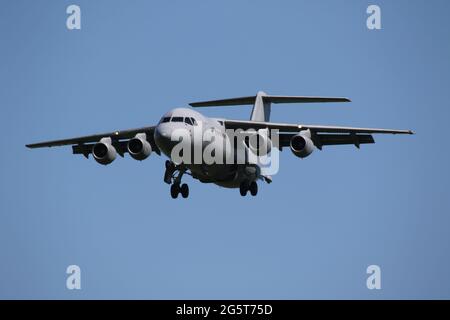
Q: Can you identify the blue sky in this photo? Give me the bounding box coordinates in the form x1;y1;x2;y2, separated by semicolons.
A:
1;0;449;299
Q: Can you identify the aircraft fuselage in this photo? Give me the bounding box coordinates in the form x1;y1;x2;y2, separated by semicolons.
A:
154;108;260;189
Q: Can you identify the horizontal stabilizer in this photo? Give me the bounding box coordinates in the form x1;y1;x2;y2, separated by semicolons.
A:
189;96;257;107
264;95;350;104
189;95;350;107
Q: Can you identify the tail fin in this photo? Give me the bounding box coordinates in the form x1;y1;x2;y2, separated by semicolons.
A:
250;91;271;122
189;91;351;122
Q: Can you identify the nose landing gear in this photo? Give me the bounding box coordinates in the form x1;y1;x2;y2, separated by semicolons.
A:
164;160;190;199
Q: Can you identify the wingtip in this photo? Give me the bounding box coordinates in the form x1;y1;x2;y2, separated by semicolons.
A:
26;143;40;148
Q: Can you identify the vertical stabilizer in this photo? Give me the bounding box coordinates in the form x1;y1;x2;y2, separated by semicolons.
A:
250;91;271;122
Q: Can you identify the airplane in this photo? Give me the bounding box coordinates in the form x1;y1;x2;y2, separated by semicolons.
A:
26;91;413;198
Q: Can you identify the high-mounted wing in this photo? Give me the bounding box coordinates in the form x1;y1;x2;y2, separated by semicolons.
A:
26;126;156;148
224;119;413;149
26;126;160;157
224;120;413;135
276;132;375;149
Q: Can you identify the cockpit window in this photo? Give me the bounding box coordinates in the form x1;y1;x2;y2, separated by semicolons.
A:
191;117;198;126
160;117;171;123
171;117;184;122
184;117;193;125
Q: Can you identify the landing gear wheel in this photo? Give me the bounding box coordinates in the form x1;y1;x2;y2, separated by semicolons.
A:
180;183;189;198
239;182;249;197
170;183;180;199
249;181;258;196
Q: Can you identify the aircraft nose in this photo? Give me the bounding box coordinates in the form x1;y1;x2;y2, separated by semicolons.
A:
154;124;174;156
155;125;171;140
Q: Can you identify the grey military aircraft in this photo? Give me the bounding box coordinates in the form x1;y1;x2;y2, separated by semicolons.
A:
26;91;413;198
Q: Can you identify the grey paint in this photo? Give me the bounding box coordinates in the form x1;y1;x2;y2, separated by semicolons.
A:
26;92;414;196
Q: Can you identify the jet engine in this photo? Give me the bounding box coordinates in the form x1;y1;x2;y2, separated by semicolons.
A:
127;133;152;161
290;133;315;158
92;137;117;165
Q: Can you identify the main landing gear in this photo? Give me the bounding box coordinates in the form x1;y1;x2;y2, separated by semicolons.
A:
170;182;189;199
164;160;190;199
239;181;258;197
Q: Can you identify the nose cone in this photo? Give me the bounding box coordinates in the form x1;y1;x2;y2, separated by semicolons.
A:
154;124;174;156
155;124;171;140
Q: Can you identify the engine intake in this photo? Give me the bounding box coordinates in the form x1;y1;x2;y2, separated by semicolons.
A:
290;133;315;158
127;133;152;161
92;138;117;165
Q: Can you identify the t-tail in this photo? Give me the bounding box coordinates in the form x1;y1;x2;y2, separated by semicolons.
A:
189;91;351;122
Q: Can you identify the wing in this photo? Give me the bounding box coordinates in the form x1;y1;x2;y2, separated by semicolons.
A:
224;119;413;149
224;120;413;134
26;126;160;156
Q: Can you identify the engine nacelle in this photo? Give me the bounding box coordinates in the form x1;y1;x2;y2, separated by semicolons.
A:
127;133;152;161
290;133;315;158
92;137;117;165
245;130;272;157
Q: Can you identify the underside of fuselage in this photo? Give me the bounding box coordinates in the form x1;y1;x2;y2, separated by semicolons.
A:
187;163;261;189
